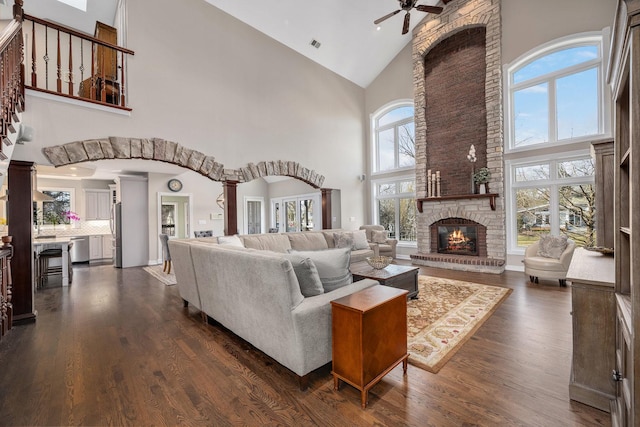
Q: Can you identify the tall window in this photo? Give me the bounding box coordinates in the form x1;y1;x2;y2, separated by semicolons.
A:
509;156;595;249
373;103;415;172
371;102;416;245
505;32;609;255
33;189;75;227
374;178;416;242
507;34;606;150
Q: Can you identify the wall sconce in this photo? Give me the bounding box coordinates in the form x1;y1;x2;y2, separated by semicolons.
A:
358;174;366;182
216;192;225;209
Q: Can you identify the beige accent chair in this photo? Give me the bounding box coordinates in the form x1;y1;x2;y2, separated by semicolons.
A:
359;225;398;259
523;238;576;287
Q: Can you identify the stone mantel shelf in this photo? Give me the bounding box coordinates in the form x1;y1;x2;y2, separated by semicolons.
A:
416;193;499;213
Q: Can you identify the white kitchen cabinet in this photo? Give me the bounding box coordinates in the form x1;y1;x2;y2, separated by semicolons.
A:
85;190;111;220
89;235;103;260
102;235;113;259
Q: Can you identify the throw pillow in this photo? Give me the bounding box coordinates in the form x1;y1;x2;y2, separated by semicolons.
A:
372;230;388;244
537;234;568;259
288;248;353;292
217;234;244;247
333;232;355;250
352;229;370;250
283;254;324;297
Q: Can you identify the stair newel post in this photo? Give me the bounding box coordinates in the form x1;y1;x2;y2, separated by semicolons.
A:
67;34;72;95
119;50;125;106
30;20;36;86
56;29;61;93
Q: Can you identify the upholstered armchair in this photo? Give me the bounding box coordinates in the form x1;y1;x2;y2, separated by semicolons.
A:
359;225;398;259
194;230;213;237
523;235;576;287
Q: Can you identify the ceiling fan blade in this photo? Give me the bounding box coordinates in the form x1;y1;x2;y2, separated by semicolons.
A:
415;5;443;14
402;12;411;35
374;9;401;25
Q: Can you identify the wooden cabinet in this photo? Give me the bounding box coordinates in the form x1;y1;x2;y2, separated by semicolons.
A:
566;248;616;411
331;285;408;408
592;140;615;248
85;190;111;220
609;2;640;424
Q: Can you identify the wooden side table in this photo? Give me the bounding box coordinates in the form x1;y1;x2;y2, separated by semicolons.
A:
331;285;409;408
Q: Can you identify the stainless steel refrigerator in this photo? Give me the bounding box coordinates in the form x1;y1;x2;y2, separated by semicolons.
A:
110;202;122;268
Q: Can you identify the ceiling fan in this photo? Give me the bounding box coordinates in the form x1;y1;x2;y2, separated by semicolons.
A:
374;0;448;35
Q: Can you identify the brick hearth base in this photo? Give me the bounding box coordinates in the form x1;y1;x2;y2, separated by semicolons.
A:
411;252;505;274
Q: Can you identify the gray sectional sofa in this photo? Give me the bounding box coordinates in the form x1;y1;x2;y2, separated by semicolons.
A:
168;230;379;389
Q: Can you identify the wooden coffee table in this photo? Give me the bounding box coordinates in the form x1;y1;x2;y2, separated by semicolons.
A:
351;263;419;299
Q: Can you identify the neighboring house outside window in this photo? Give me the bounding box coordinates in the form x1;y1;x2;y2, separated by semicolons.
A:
504;31;609;254
371;101;416;245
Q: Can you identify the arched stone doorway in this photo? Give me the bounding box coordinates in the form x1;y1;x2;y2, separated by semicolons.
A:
41;136;333;234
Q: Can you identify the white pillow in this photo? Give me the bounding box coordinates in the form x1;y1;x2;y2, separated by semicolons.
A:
352;229;370;250
218;234;244;247
288;248;352;292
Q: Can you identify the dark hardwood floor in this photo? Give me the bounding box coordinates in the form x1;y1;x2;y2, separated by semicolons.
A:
0;261;611;426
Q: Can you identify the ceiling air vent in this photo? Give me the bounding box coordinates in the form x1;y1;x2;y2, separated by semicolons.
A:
310;39;321;49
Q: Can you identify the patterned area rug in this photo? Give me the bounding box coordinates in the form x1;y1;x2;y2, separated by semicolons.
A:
407;276;511;373
143;265;176;286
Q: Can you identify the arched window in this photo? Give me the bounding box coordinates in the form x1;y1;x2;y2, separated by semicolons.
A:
372;102;415;173
506;32;607;150
370;101;416;244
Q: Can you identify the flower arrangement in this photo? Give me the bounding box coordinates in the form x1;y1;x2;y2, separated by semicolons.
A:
473;167;491;184
65;211;80;222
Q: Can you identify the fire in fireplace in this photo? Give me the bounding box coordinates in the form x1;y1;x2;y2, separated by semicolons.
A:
437;225;478;256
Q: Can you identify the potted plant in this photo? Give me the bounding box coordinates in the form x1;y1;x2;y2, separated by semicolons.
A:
473;167;491;194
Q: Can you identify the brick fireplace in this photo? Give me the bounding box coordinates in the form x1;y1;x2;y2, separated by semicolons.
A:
410;0;505;273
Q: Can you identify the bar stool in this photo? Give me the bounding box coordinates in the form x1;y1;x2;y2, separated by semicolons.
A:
37;242;74;287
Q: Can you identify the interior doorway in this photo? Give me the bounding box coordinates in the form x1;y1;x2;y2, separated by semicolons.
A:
157;192;193;260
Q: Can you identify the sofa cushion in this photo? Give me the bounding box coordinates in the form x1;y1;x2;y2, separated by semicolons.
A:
289;247;352;292
537;234;568;259
288;232;329;251
283;253;324;297
372;230;388;244
352;229;370;250
333;232;355;250
350;248;375;264
218;235;244;247
242;234;292;253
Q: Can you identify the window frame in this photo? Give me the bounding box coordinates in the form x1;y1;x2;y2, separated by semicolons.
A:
34;187;77;229
506;150;595;254
504;31;611;154
370;174;416;246
370;99;416;176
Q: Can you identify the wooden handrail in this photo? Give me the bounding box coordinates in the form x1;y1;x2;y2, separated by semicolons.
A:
0;20;22;53
24;14;135;56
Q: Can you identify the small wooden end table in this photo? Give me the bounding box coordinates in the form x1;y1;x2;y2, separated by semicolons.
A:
350;263;419;299
331;285;409;408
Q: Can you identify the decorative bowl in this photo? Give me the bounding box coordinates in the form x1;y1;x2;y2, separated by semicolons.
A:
366;256;393;270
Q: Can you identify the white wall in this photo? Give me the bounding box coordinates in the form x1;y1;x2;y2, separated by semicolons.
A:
16;0;367;263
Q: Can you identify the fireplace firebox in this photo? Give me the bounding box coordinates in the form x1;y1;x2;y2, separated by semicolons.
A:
430;218;487;258
437;225;478;255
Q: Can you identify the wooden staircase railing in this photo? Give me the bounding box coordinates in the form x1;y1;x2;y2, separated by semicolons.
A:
0;0;25;161
23;6;134;110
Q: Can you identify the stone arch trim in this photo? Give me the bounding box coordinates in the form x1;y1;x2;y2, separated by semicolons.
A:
42;137;325;188
421;206;494;230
